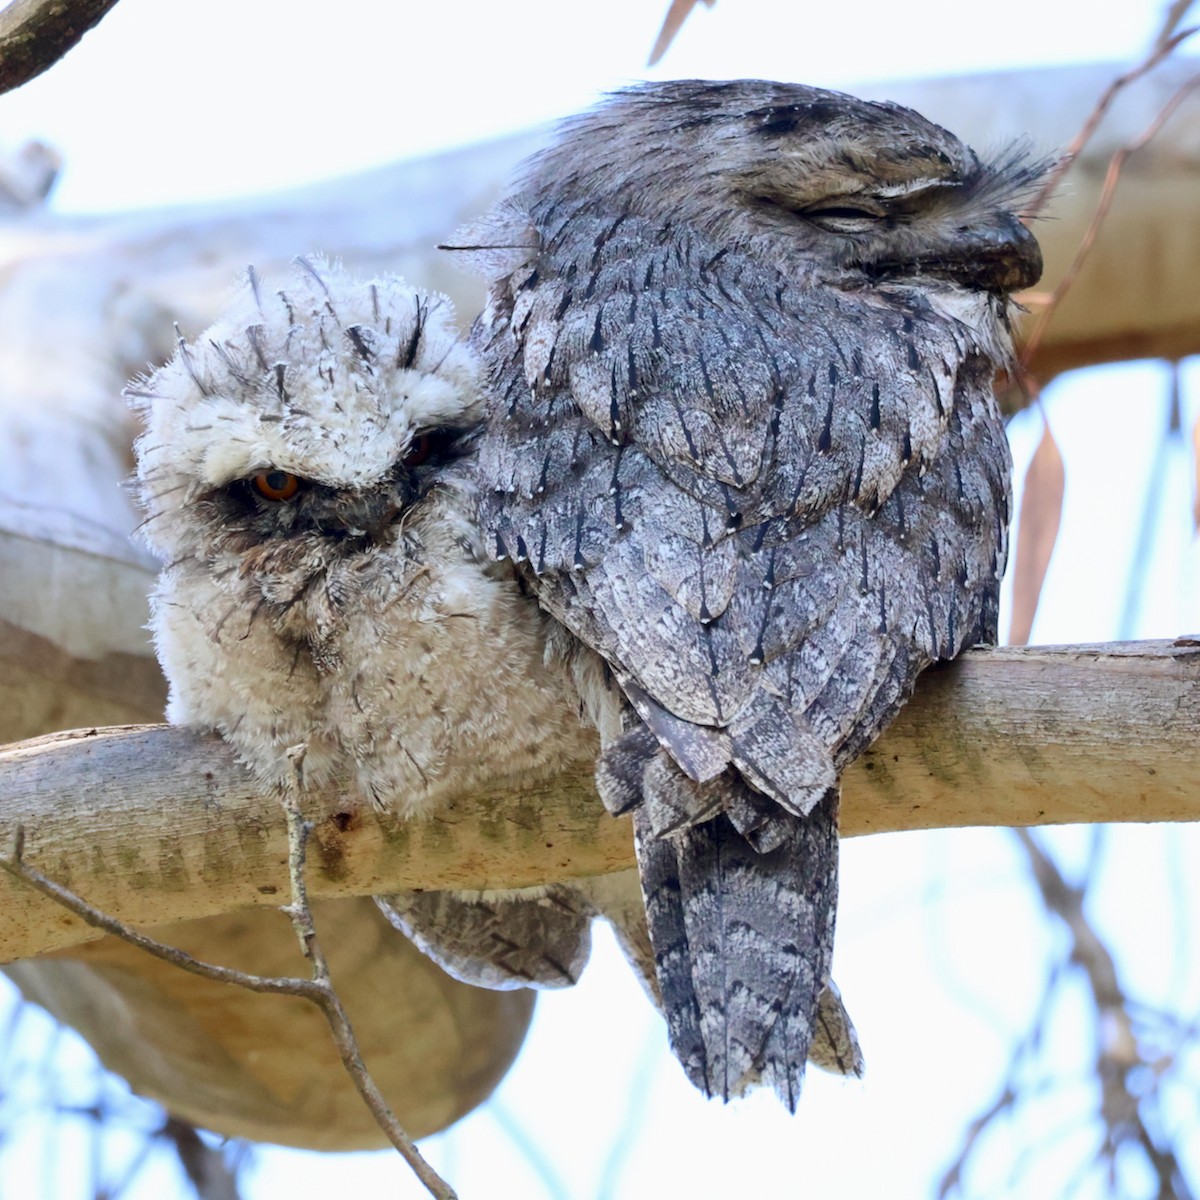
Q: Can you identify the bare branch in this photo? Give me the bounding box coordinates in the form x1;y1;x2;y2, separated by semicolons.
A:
277;782;457;1199
0;0;123;95
159;1119;242;1200
1025;25;1198;219
0;825;326;998
0;827;458;1200
937;1084;1018;1198
4;894;533;1150
1;640;1198;964
1022;67;1200;367
1155;0;1198;51
1015;830;1196;1200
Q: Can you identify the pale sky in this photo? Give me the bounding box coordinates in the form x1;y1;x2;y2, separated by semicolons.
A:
0;0;1182;213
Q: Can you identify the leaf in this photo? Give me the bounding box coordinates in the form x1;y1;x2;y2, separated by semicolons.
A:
1007;418;1065;646
647;0;715;66
1191;407;1200;531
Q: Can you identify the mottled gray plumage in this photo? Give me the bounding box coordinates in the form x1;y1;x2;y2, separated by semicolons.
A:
130;257;863;1077
380;887;596;990
453;79;1043;1107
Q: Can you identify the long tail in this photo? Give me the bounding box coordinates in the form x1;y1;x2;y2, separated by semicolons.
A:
631;779;839;1110
576;864;863;1082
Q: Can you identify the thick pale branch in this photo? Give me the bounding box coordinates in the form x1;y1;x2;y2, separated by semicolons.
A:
0;723;621;963
1;639;1197;965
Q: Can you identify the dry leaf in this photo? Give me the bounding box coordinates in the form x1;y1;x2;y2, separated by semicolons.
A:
1191;407;1200;530
1008;418;1065;645
648;0;715;66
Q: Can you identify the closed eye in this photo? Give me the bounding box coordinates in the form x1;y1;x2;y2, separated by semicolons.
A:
806;205;880;220
400;424;478;471
801;201;887;234
749;191;888;235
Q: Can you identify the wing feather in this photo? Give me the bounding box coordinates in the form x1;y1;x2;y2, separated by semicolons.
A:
472;200;1009;1104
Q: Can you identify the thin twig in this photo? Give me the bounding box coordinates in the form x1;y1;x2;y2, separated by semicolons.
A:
1014;830;1195;1200
938;1085;1018;1198
274;756;456;1197
0;825;458;1200
945;830;1195;1196
1025;24;1198;218
937;956;1068;1197
1156;0;1198;49
160;1118;242;1200
1021;69;1200;368
0;0;124;95
1016;6;1196;381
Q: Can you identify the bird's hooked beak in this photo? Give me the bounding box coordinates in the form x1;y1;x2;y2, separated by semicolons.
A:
314;489;402;540
857;210;1043;296
909;212;1043;294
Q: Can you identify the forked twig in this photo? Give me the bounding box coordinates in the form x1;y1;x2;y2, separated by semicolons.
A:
941;831;1195;1197
1025;24;1198;219
0;824;458;1200
1021;67;1200;368
1156;0;1198;50
1015;829;1194;1200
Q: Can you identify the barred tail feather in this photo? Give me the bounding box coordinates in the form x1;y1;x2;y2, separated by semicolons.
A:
633;787;839;1110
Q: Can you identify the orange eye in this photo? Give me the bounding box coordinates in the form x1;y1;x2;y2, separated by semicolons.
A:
251;470;302;501
404;434;432;467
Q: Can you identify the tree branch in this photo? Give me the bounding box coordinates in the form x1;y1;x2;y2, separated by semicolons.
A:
1;639;1197;965
158;1119;242;1200
0;0;122;95
0;825;457;1199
